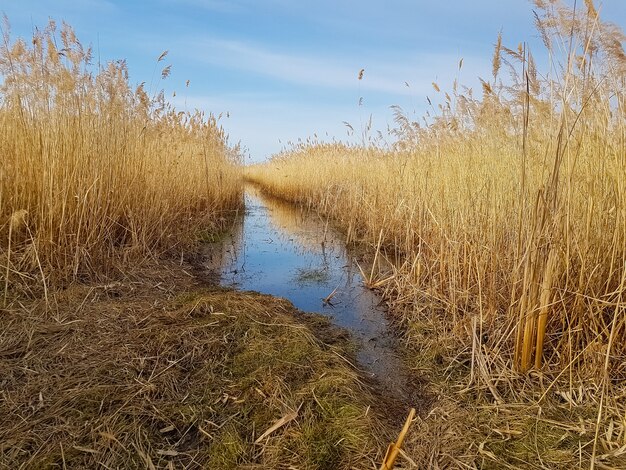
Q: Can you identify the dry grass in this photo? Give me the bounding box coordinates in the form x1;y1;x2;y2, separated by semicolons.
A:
0;261;389;469
0;19;242;298
247;1;626;467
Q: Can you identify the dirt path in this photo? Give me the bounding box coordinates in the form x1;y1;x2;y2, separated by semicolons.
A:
1;255;420;469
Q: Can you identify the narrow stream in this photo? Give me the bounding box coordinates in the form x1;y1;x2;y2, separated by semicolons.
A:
206;185;411;401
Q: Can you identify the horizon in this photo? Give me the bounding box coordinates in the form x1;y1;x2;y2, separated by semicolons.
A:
2;0;625;162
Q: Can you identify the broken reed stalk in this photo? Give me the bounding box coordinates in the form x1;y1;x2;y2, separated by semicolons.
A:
322;285;339;305
379;408;416;470
254;404;301;444
534;248;558;369
3;214;13;307
3;209;27;306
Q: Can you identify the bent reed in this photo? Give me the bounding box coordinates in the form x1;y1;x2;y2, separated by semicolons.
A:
247;1;626;467
0;19;242;298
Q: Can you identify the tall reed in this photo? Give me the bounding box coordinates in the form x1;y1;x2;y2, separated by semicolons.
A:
247;1;625;385
0;20;242;296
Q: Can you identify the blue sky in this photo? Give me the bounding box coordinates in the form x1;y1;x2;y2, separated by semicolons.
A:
2;1;625;161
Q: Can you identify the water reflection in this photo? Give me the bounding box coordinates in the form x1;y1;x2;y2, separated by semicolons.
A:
207;185;408;398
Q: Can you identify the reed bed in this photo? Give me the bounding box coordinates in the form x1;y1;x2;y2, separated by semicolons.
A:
0;20;242;298
247;1;626;466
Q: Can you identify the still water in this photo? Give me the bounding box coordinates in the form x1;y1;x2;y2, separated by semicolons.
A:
207;185;409;399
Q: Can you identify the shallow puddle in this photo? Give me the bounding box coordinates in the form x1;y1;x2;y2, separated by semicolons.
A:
206;185;410;400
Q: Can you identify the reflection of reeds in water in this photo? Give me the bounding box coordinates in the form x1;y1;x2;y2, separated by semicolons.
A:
249;184;339;255
203;214;245;276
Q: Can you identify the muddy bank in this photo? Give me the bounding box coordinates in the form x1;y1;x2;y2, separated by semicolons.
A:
0;259;397;469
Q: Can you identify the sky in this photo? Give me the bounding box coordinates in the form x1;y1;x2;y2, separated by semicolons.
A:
1;1;625;162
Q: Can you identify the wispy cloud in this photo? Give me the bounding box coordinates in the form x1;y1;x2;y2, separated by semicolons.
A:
178;36;484;97
166;37;491;160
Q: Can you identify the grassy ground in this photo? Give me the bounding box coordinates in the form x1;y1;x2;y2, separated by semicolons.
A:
0;258;395;469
